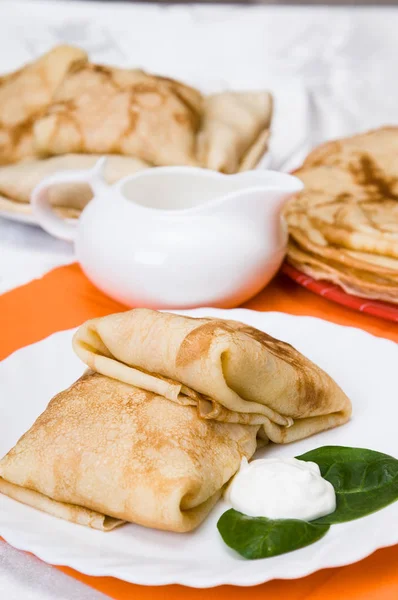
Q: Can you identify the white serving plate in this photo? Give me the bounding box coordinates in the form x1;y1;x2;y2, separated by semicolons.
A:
0;210;37;226
1;309;396;588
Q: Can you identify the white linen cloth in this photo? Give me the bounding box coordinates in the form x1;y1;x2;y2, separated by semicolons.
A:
1;2;398;598
0;540;109;600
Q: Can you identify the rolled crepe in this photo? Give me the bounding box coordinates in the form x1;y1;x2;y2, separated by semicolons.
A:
33;63;203;167
0;45;87;165
0;154;149;218
73;309;352;444
0;371;258;532
197;91;273;174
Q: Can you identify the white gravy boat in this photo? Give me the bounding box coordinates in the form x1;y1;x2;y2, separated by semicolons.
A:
31;158;303;308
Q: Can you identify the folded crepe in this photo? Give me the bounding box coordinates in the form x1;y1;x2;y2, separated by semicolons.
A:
0;310;351;533
0;154;149;218
72;309;351;443
0;371;258;532
33;65;273;173
0;45;87;165
197;91;273;174
33;63;203;167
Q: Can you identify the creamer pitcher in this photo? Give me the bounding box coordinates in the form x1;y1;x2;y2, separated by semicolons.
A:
31;158;303;308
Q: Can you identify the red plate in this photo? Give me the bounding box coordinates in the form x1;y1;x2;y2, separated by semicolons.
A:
282;263;398;323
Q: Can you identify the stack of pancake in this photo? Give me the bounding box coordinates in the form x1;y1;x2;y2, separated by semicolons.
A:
284;127;398;304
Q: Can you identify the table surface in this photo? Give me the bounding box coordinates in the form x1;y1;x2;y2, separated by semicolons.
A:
1;1;398;598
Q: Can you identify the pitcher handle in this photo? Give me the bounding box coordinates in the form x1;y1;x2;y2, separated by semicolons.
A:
31;157;107;242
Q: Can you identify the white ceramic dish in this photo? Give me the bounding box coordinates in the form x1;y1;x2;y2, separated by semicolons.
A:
31;163;302;309
0;309;397;588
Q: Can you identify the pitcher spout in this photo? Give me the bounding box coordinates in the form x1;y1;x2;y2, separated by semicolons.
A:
237;169;304;196
222;170;304;222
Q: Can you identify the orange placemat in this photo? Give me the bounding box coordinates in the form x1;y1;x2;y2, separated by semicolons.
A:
1;262;397;600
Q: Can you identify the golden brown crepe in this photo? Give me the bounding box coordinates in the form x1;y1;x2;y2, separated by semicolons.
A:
72;309;351;444
0;370;258;532
0;310;351;532
0;45;87;165
32;66;274;173
285;127;398;303
0;154;149;218
33;63;203;167
301;126;398;173
197;91;273;174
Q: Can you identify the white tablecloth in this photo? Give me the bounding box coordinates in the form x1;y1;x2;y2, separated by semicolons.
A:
1;2;398;598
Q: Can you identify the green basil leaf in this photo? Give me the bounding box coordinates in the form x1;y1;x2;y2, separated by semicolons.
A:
296;446;398;524
217;509;329;559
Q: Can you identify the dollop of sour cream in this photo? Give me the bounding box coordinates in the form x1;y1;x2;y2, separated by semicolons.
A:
225;457;336;521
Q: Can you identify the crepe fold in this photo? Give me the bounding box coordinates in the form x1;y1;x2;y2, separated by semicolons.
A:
73;309;351;444
197;91;272;174
0;370;258;532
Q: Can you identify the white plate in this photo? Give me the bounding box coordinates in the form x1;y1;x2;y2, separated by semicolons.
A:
0;210;37;226
0;309;397;587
